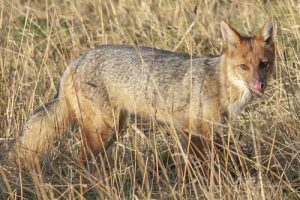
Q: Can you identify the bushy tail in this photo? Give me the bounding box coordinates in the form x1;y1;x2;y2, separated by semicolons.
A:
5;92;71;168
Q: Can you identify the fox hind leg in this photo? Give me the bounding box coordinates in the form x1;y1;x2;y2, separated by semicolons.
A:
76;106;114;167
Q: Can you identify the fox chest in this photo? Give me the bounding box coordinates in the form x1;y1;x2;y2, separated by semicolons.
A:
226;89;252;120
199;88;252;124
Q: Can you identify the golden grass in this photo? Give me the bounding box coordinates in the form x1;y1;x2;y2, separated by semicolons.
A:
0;0;299;199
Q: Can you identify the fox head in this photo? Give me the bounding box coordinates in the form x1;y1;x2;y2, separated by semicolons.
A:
221;20;277;95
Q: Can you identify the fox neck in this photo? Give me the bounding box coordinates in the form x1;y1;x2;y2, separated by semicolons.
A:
219;55;252;120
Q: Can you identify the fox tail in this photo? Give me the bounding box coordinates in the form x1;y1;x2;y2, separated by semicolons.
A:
4;80;72;167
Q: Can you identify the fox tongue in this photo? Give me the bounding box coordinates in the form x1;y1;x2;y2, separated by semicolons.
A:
254;80;263;91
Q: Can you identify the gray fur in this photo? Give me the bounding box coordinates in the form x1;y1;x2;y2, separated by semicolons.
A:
69;44;221;124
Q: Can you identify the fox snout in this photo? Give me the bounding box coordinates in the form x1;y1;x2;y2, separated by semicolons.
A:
252;79;267;95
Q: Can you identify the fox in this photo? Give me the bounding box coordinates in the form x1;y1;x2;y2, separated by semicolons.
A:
2;20;276;169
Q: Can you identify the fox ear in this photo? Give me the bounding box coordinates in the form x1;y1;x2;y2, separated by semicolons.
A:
256;20;277;45
220;21;241;49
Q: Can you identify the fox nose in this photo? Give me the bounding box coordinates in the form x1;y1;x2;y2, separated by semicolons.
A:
254;80;265;93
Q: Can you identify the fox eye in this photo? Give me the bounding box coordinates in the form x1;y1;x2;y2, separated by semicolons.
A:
240;64;249;70
259;61;269;69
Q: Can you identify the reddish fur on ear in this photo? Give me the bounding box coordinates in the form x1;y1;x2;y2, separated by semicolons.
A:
220;21;242;50
256;20;277;44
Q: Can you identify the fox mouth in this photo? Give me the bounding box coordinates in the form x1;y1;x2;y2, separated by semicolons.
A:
250;88;264;97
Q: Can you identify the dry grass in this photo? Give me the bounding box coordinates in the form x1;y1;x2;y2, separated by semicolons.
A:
0;0;299;199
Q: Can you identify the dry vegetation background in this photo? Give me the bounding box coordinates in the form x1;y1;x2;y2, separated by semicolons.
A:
0;0;299;199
